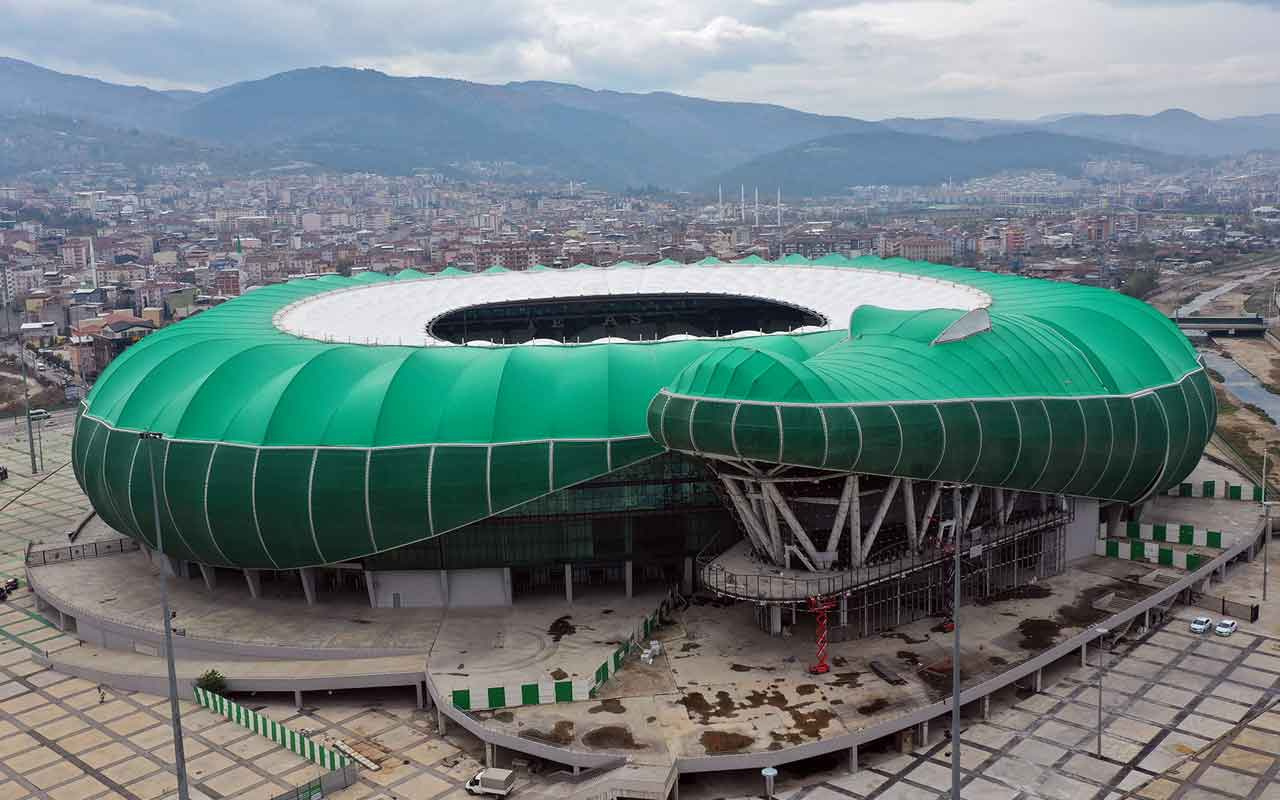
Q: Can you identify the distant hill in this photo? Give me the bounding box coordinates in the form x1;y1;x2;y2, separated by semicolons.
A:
710;130;1185;196
0;57;1273;188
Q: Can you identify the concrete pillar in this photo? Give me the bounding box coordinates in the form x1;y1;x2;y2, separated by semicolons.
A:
791;605;797;625
839;593;848;627
294;690;303;709
243;569;262;599
848;745;858;773
503;567;513;606
1143;609;1150;631
439;570;450;607
572;765;581;776
1033;668;1043;693
916;720;929;748
299;567;318;606
981;694;990;720
682;556;694;595
415;682;424;710
437;706;447;735
564;563;573;604
485;742;494;767
198;562;216;593
364;570;377;608
625;560;634;599
56;609;66;631
1081;642;1088;668
163;555;183;579
769;605;783;636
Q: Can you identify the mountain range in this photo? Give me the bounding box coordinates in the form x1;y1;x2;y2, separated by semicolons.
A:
0;57;1275;193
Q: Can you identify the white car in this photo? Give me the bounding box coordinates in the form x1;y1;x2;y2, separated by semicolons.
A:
1214;619;1238;637
1190;616;1213;634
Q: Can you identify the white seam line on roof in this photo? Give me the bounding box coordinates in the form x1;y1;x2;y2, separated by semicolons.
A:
925;405;947;481
364;449;378;552
485;445;493;516
426;445;436;537
997;401;1024;488
848;406;863;472
775;405;784;463
688;400;700;453
1028;400;1054;492
730;403;742;459
203;443;233;566
962;401;983;485
818;406;830;469
888;406;904;475
307;448;325;564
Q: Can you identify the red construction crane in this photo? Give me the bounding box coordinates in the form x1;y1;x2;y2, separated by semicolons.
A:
807;595;838;675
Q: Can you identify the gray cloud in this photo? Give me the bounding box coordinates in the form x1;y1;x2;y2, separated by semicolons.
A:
0;0;1278;118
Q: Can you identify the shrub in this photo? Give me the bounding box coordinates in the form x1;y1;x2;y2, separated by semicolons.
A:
196;669;227;694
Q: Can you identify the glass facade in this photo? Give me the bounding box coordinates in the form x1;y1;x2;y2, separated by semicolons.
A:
363;452;729;571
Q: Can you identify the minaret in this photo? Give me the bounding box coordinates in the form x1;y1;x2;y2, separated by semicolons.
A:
740;185;746;222
754;187;760;227
776;187;782;226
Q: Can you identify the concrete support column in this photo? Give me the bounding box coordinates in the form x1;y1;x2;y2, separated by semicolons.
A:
625;560;634;599
439;570;450;607
981;695;990;720
503;567;513;606
1143;609;1150;631
916;720;929;748
485;742;495;767
564;563;573;604
769;605;783;636
294;690;303;709
415;682;424;710
1080;642;1088;668
364;570;377;608
848;745;858;773
839;593;848;627
436;707;447;735
243;569;262;599
56;609;66;631
1033;668;1043;693
164;555;183;579
299;567;318;606
682;556;694;595
572;766;581;776
198;562;216;593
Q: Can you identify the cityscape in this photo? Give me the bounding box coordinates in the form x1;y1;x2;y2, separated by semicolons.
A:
1;5;1280;800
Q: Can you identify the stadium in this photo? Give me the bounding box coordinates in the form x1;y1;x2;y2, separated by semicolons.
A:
48;254;1242;779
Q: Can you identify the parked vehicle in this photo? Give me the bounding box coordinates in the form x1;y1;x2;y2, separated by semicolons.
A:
1190;616;1213;634
1214;619;1239;637
466;768;516;797
2;578;16;592
28;409;49;421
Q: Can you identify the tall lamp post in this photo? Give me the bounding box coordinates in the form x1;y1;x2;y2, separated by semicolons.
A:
948;484;967;800
16;332;36;473
141;431;190;800
1263;445;1271;603
1095;627;1110;757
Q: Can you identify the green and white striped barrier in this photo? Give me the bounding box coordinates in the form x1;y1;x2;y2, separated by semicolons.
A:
193;687;351;771
452;591;677;712
1167;480;1265;501
1094;538;1211;571
1099;521;1228;549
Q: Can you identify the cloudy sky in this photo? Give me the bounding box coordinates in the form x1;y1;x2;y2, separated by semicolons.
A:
3;0;1279;119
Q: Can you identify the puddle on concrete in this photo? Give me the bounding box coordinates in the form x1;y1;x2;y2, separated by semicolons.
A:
681;642;701;652
826;671;862;689
978;584;1052;604
1017;618;1062;650
583;725;645;749
493;711;514;723
549;668;569;680
832;656;848;667
988;656;1008;666
730;663;777;672
701;730;755;753
897;650;921;666
795;684;817;696
588;698;626;714
857;698;890;715
881;631;930;645
548;616;576;642
520;720;575;745
680;691;738;722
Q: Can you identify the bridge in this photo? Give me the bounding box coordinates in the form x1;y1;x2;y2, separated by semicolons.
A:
1169;315;1268;335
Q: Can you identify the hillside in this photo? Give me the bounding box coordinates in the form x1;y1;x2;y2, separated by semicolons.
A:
711;130;1184;196
0;58;195;130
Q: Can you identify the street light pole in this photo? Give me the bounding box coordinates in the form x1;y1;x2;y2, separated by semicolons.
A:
1263;445;1270;603
17;337;36;473
950;485;963;800
142;431;190;800
1096;627;1109;757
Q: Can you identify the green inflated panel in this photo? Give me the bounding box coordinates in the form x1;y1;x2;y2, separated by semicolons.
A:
100;429;144;540
85;423;131;542
1167;379;1205;491
1009;400;1052;490
780;405;826;467
850;405;901;476
1118;393;1169;501
892;404;944;478
1038;399;1085;493
489;442;551;514
431;447;489;535
646;394;670;447
124;432;161;550
254;448;324;567
690;401;736;458
610;437;664;469
310;448;372;563
1065;399;1114;496
71;414;94;491
1154;383;1190;494
969;401;1021;486
368;446;430;550
162;440;225;565
552;441;609;490
1094;397;1138;500
660;396;695;453
205;444;275;567
733;403;781;462
821;407;862;470
935;402;982;482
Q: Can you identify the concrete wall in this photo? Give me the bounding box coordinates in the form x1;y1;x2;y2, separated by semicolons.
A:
1064;497;1100;564
369;568;510;608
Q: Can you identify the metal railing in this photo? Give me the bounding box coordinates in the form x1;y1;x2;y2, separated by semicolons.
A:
269;766;359;800
25;536;140;567
697;507;1072;602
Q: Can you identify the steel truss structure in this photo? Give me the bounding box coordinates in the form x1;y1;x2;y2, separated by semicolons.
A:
698;457;1072;636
